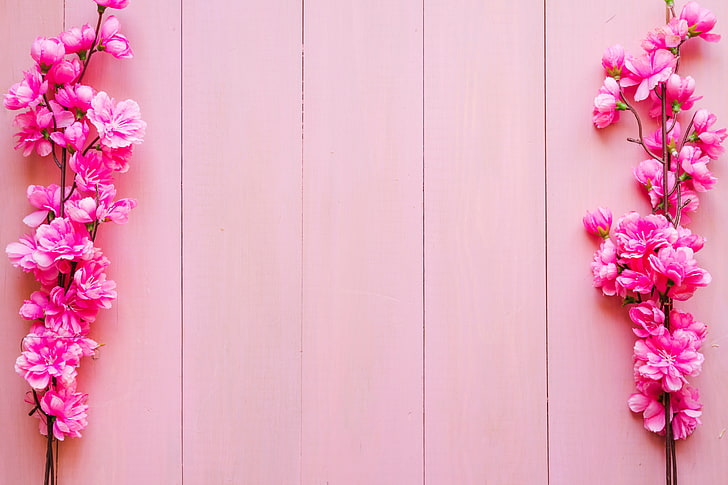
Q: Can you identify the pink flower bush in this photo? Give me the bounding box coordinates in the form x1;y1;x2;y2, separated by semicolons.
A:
586;4;719;476
3;2;142;480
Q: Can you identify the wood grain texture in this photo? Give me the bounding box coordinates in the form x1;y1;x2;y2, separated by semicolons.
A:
181;1;302;483
0;2;64;483
547;1;728;483
301;1;424;483
424;1;548;483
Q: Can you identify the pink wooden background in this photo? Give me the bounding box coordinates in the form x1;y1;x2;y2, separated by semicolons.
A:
1;1;727;483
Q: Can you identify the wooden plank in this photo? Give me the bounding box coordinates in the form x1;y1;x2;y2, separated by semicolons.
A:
181;1;302;483
301;1;424;483
547;1;728;483
423;1;548;483
50;3;183;484
0;2;64;483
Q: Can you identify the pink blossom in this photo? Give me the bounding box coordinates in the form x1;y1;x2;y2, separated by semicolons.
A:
628;380;665;433
634;331;704;392
13;107;54;157
66;197;98;224
680;1;721;42
679;146;716;192
593;77;625;128
671;385;702;439
97;16;133;59
94;0;130;9
102;144;133;172
87;91;146;148
642;19;687;53
691;109;726;159
50;121;89;153
602;44;625;79
55;84;95;113
648;246;710;300
612;212;677;260
621;50;676;102
43;285;97;334
33;217;93;271
649;74;701;118
15;334;81;389
60;24;96;54
629;301;665;338
19;291;48;321
583;207;612;238
46;58;82;86
73;263;117;310
675;226;704;253
23;184;62;227
30;37;66;72
40;387;88;440
616;267;654;295
633;158;675;209
591;238;619;296
670;310;707;349
644;121;681;154
4;69;47;110
69;151;114;192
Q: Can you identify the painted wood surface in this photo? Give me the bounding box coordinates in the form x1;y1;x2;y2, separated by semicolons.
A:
424;0;548;483
1;1;728;484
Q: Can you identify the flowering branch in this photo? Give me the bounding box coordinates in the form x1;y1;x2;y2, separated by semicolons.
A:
587;2;723;484
3;0;142;483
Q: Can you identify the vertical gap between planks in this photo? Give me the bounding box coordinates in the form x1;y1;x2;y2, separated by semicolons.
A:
179;0;185;482
421;0;426;484
299;0;305;483
543;0;550;483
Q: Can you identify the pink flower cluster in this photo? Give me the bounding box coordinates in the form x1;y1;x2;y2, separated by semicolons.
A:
586;1;720;442
4;0;140;442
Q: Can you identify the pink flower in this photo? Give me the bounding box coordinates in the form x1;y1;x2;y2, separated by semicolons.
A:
56;84;95;113
691;109;726;159
670;310;708;349
675;226;705;253
30;37;66;72
19;291;48;320
671;385;702;439
679;146;716;192
97;16;133;59
642;19;686;53
644;121;681;154
628;380;665;434
43;286;97;334
13;107;54;157
648;246;710;300
87;91;146;148
616;266;654;295
73;262;117;310
602;44;625;79
69;151;114;192
590;239;619;296
612;212;677;260
621;50;677;102
15;334;81;389
94;0;130;9
33;217;93;271
50;121;89;153
46;58;82;86
60;24;96;54
583;207;612;237
649;74;701;118
4;69;47;110
102;144;133;172
629;301;665;338
680;1;720;42
23;184;62;227
593;77;625;128
633;158;675;209
40;387;88;440
634;331;704;392
66;197;98;224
